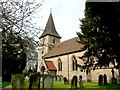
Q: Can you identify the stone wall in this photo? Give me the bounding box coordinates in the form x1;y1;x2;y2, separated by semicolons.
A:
91;69;119;82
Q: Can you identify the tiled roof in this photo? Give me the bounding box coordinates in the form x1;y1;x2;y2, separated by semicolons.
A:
44;37;84;58
39;13;61;38
45;61;57;71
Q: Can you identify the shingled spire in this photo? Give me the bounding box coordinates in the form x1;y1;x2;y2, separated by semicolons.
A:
39;11;61;38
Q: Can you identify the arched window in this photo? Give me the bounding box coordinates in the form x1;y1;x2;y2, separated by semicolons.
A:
72;55;77;71
58;58;62;71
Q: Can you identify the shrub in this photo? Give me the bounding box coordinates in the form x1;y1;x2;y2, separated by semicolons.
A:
22;69;29;77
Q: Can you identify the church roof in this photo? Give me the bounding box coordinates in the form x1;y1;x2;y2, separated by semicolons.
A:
39;13;61;38
45;61;57;71
44;37;84;59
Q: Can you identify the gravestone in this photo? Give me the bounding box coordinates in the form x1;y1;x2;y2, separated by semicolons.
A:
79;75;83;88
55;76;57;81
63;77;69;85
11;74;24;88
57;76;60;81
54;76;57;81
29;72;41;90
71;75;78;88
43;75;53;89
103;74;107;85
60;75;63;81
0;76;2;84
111;68;117;84
111;68;115;78
98;74;103;86
117;75;120;84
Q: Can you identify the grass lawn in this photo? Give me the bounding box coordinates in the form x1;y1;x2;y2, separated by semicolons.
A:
0;82;11;88
2;81;120;89
83;82;120;89
23;80;120;89
53;81;120;89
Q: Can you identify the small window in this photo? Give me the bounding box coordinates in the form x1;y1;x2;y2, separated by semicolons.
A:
53;38;55;44
72;55;77;71
58;58;62;71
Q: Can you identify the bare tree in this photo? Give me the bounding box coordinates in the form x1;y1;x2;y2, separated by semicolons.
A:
1;0;44;81
1;0;44;60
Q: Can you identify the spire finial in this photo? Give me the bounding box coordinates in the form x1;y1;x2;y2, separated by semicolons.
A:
50;8;52;14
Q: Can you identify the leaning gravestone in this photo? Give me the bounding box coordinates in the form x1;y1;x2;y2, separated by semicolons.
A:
43;75;53;89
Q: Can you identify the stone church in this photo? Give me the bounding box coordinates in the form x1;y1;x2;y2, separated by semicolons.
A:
37;12;119;82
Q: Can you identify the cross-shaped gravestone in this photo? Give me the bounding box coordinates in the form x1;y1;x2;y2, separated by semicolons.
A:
43;75;53;89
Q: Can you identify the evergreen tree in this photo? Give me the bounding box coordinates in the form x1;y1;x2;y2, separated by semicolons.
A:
2;32;27;81
78;2;120;71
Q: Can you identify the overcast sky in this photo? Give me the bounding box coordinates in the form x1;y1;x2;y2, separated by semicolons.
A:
34;0;86;41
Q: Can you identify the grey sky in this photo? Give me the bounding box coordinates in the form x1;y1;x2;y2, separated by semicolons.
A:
34;0;86;41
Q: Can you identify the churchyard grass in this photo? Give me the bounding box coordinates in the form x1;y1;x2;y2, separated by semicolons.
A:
83;82;120;88
0;82;11;88
2;81;120;89
53;81;120;89
23;81;120;89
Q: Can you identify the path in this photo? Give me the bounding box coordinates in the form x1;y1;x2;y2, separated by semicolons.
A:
2;85;12;90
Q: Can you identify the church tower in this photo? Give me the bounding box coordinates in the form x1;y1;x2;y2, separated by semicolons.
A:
37;11;61;73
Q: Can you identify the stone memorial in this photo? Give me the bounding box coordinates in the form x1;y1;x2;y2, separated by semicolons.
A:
79;75;83;88
43;75;53;89
71;75;78;88
98;74;103;86
60;75;63;81
29;72;41;90
63;77;69;85
11;74;24;88
0;76;2;84
103;74;107;85
111;68;117;84
54;76;57;81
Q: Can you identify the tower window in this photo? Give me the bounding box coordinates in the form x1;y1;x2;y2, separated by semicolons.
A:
53;38;55;44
